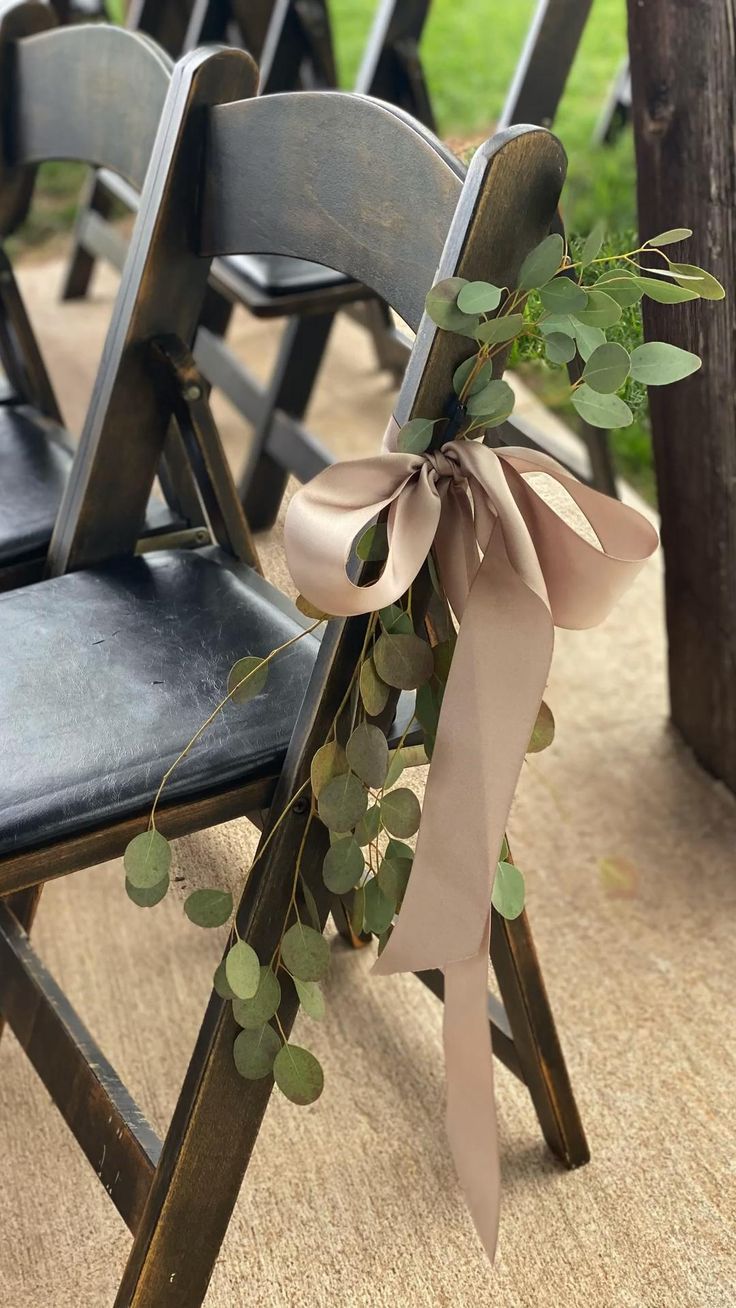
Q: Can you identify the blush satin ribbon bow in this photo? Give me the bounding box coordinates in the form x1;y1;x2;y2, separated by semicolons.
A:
284;420;658;1259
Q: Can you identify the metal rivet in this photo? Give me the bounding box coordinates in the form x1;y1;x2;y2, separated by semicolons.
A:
292;796;309;815
182;382;202;401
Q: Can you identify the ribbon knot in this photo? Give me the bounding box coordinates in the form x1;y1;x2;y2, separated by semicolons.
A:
284;420;658;1261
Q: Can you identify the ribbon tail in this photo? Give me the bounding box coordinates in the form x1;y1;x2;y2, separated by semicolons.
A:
444;913;500;1259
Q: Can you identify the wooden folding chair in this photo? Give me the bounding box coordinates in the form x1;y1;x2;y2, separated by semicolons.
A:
0;33;588;1305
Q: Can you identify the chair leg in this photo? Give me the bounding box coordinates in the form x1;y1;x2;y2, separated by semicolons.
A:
490;906;590;1168
239;312;335;532
0;886;43;1044
60;172;115;302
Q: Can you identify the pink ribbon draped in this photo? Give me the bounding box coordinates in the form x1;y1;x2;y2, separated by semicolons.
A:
284;423;658;1258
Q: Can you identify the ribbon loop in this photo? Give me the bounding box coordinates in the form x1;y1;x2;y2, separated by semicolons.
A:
284;424;658;1261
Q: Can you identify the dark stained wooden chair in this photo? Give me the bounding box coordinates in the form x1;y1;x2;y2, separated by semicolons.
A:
0;4;211;591
0;36;588;1304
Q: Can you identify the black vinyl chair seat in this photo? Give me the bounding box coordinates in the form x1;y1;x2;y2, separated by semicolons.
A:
211;252;369;319
0;550;320;857
0;404;179;568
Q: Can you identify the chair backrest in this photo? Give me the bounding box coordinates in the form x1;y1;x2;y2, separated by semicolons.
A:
0;8;173;234
46;47;565;576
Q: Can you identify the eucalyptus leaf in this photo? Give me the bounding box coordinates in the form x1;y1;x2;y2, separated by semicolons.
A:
668;262;725;301
354;803;382;846
377;926;393;956
227;656;268;704
425;277;480;336
360;657;390;717
318;772;368;832
233;1024;281;1080
453;355;494;398
572;320;606;362
516;233;564;291
379;603;413;634
184;888;233;929
635;276;698;304
281;922;330;982
572;288;621;329
380;787;422;838
233;967;281;1028
644;227;692;247
213;959;236;1000
225;939;261;1000
273;1043;324;1105
384;748;407;789
464;378;515;423
386;838;414;861
363;876;396;935
125;875;169;908
571;384;633;429
456;280;503;314
295;595;331;621
350;885;366;937
582;342;631;394
346;721;389;789
300;879;321;932
322;836;364;894
539;313;576;339
544;332;576;366
293;977;326;1021
492;860;526;920
396;417;436;454
629;341;701;386
474;313;524;346
356;522;389;562
378;852;412;906
124;829;171;890
374;631;433;691
539;277;588;314
594;270;644;308
310;739;348;798
415;681;442;758
527;700;555;753
580;221;605;266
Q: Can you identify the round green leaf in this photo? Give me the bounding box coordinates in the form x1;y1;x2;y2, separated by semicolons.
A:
373;631;433;691
415;680;442;751
594;270;643;308
539;277;588;314
300;879;321;931
635;276;698;304
492;860;525;920
386;838;414;861
580;221;605;267
544;332;576;366
582;342;631;394
350;885;365;937
572;289;621;329
378;853;412;906
232;966;281;1029
228;656;268;704
311;739;347;799
213;959;236;1000
571;385;633;430
464;378;516;423
527;700;555;753
668;262;725;301
184;888;233;929
233;1024;281;1080
346;722;389;789
124;829;171;890
125;875;169;908
318;772;368;832
295;595;331;621
396;417;436;454
644;227;692;247
273;1043;324;1105
453;356;494;398
359;657;390;717
539;313;576;339
516;233;564;292
225;939;260;1000
281;922;330;981
379;603;413;634
363;876;396;936
354;803;382;847
474;313;524;346
322;836;364;894
572;320;606;362
425;277;480;336
629;342;701;386
456;280;502;314
356;522;389;562
384;748;406;790
294;977;326;1021
380;787;421;838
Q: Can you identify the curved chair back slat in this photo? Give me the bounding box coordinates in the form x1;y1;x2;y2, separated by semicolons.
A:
201;91;463;332
7;23;171;188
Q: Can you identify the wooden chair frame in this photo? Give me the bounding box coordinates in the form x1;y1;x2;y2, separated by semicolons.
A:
0;31;588;1305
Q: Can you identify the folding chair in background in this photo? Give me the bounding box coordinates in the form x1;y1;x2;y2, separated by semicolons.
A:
0;21;588;1306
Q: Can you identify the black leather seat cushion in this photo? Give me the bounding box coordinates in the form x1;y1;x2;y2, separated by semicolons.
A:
0;551;319;857
223;253;348;297
0;405;178;567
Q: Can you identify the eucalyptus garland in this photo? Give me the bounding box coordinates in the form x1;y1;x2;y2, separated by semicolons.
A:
123;225;722;1107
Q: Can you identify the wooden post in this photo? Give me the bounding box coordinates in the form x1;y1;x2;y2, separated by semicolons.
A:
627;0;736;791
